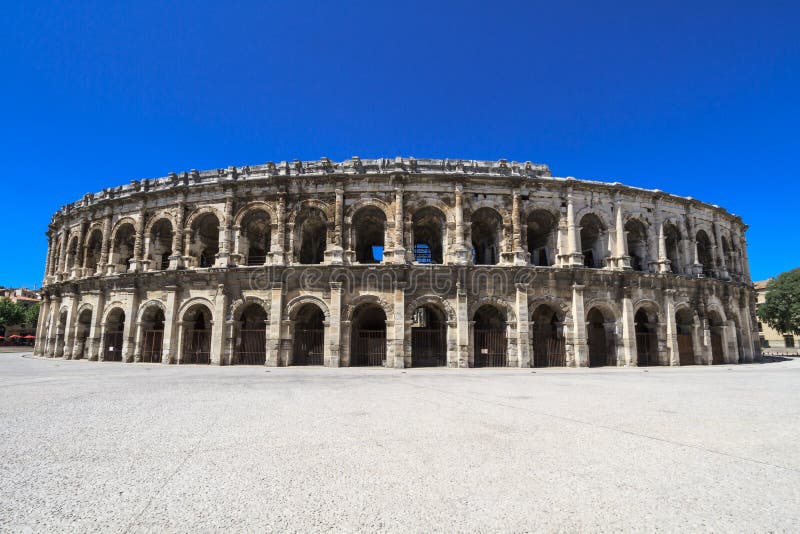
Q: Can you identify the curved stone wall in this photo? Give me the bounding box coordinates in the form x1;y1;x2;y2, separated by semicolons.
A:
35;157;759;368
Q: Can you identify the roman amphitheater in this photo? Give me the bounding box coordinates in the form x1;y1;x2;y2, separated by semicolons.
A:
35;157;759;368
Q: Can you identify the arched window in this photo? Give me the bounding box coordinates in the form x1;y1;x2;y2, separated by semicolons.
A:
625;219;648;272
352;206;386;264
189;213;220;268
241;210;272;266
296;208;327;264
579;214;606;268
84;229;103;276
412;207;445;264
663;223;683;274
526;210;556;266
696;230;714;277
471;208;502;266
111;223;136;273
149;219;173;271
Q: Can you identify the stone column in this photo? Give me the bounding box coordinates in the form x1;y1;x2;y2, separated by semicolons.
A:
511;191;529;265
327;281;343;367
455;282;469;367
87;290;105;361
210;283;227;364
614;198;631;270
45;294;61;357
56;226;68;281
620;289;636;366
161;285;179;363
516;284;531;367
324;188;344;264
453;184;469;264
130;205;146;272
391;282;406;368
664;290;679;366
99;210;112;275
266;283;283;366
565;192;584;267
121;290;140;362
570;284;587;366
270;194;286;266
739;234;751;282
215;196;234;267
65;295;83;359
656;222;671;273
391;187;406;264
34;296;51;356
169;202;185;269
73;223;87;278
713;220;729;280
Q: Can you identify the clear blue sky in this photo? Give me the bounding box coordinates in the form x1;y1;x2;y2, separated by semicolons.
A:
1;0;798;287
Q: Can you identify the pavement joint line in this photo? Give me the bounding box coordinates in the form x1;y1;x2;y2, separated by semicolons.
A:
402;379;800;475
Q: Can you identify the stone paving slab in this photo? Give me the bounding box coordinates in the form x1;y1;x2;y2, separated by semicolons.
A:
1;353;799;532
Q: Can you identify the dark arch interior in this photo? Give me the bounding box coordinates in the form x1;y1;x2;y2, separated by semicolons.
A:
292;303;325;366
235;303;268;365
150;219;174;270
587;307;614;367
664;223;682;274
351;304;387;366
580;214;604;268
85;230;103;274
708;310;725;365
193;214;220;268
103;308;125;362
634;308;660;366
242;211;272;266
696;230;714;276
526;210;555;266
625;219;648;271
298;209;327;264
473;304;507;367
182;305;212;364
471;208;502;265
113;224;136;271
353;207;385;263
413;207;445;264
73;309;92;360
675;307;695;366
411;304;447;367
140;306;165;363
531;304;565;367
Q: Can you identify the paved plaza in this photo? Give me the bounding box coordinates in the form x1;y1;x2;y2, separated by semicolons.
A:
1;353;799;532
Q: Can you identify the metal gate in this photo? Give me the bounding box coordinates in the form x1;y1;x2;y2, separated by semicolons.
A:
292;329;324;365
183;329;211;364
140;330;164;363
588;324;613;367
711;332;724;365
236;329;266;365
677;333;694;365
412;328;446;367
103;331;123;362
474;329;507;367
636;332;659;366
533;336;566;367
55;334;65;358
351;330;386;366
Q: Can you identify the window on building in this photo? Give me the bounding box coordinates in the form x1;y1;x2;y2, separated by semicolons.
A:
757;322;763;332
784;335;795;348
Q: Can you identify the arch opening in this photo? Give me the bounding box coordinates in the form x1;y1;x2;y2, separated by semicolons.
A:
625;219;648;272
579;214;606;269
181;305;212;364
587;307;616;367
412;207;445;264
235;303;267;365
73;308;93;360
473;304;507;367
676;308;695;365
55;309;68;357
292;303;325;366
411;304;447;367
471;208;502;266
531;304;565;367
526;210;556;267
353;206;385;264
149;219;173;271
112;223;136;273
84;229;103;275
635;308;660;366
664;223;682;274
350;304;386;367
139;305;165;363
190;213;220;268
296;209;327;264
696;230;714;277
708;310;725;365
103;308;125;362
241;210;272;266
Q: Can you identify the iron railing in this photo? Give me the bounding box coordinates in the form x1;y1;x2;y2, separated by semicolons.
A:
140;330;164;363
236;329;266;365
677;333;694;365
636;332;659;366
474;329;507;367
411;328;446;367
351;330;386;366
533;336;566;367
183;329;211;364
292;329;324;365
103;331;123;362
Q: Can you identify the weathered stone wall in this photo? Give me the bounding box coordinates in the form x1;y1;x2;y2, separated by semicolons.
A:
36;157;758;367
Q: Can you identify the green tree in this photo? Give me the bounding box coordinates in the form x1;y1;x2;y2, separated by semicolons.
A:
23;302;40;328
0;297;25;328
757;267;800;335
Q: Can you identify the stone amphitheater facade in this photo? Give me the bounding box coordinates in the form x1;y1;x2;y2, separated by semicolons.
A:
35;157;759;368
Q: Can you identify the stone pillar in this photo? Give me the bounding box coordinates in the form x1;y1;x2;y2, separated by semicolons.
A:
56;226;68;281
270;194;286;266
324;188;344;264
327;282;342;367
664;290;679;366
455;282;469;367
565;192;583;267
516;284;531;367
713;220;729;280
70;221;85;279
266;283;283;366
87;290;105;361
45;294;61;357
169;202;185;269
392;282;406;368
391;187;406;264
620;289;636;366
739;234;751;282
570;284;587;366
656;222;671;273
132;320;144;362
65;295;83;359
701;317;712;365
161;285;179;363
128;206;146;272
34;296;51;356
453;184;469;264
121;290;140;362
614;198;631;270
99;210;112;275
215;196;234;267
510;191;529;265
210;283;227;364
